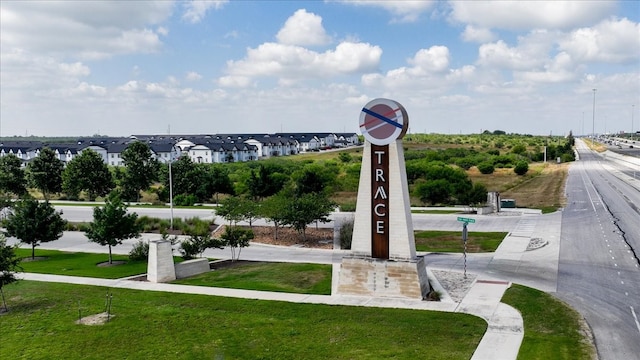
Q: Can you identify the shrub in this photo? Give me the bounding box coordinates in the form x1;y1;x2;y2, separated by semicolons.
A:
338;152;352;163
179;239;201;260
173;194;198;206
514;161;529;175
338;202;356;212
339;219;354;250
129;239;149;261
477;162;495;174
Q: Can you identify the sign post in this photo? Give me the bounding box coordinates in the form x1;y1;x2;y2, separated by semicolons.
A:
457;217;475;278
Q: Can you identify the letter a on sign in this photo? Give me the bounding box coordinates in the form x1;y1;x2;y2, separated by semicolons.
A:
374;186;387;200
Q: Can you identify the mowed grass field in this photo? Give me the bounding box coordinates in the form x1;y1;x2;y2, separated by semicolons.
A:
0;281;487;360
414;231;508;252
3;249;596;360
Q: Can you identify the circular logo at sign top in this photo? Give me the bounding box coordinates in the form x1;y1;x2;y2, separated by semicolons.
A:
359;98;409;146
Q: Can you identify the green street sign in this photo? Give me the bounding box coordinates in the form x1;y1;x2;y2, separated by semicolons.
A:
457;217;476;224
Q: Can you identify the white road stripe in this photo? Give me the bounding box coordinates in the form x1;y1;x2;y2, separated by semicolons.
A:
631;306;640;335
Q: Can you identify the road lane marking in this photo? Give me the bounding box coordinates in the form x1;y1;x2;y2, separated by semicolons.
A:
631;307;640;335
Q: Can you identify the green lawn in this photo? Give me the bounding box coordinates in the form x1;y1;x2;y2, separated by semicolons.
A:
174;262;332;295
414;231;508;252
15;249;182;279
502;285;595;360
0;281;486;360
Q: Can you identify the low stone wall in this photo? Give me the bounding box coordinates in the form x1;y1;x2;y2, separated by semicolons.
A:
477;206;494;215
175;258;210;279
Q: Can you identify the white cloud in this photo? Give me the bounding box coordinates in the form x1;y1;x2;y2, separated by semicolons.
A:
449;1;614;30
276;9;331;46
408;46;450;73
477;40;542;70
182;0;228;24
559;17;640;64
186;71;203;81
477;28;560;70
516;52;579;83
461;25;496;43
219;41;382;87
0;1;172;59
337;0;436;23
359;46;458;96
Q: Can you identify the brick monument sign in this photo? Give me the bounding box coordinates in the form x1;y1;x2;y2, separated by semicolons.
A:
337;98;430;299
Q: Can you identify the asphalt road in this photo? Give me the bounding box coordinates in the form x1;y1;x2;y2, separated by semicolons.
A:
556;140;640;360
55;205;217;223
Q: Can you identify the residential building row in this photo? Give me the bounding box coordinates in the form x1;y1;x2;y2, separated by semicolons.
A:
0;132;360;166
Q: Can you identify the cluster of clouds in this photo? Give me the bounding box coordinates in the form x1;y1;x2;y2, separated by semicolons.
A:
1;1;638;136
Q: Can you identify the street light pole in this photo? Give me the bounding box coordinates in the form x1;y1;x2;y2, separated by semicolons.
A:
592;89;597;137
632;104;635;139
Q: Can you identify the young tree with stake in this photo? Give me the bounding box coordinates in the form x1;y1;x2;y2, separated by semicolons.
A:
85;192;141;264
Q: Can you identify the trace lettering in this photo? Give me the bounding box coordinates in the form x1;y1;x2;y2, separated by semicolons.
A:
371;144;389;259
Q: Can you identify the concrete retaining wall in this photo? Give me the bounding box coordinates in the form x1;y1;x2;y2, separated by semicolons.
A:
175;258;210;279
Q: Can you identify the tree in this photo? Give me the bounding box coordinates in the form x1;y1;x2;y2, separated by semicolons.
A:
209;164;235;203
216;196;245;226
27;147;64;200
0;233;22;312
179;221;223;259
121;142;158;202
247;165;286;200
0;154;27;197
514;161;529;176
293;164;336;196
62;149;114;201
415;179;451;205
260;192;291;240
477;161;495;174
220;226;253;261
461;183;488;205
238;197;260;228
4;198;67;259
85;192;141;264
283;192;335;242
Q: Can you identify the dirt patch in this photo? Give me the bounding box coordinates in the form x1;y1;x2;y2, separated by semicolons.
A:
209;259;265;270
213;225;334;249
20;256;49;262
76;312;114;325
97;260;127;267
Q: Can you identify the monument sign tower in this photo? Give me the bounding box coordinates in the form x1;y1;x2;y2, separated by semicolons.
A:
337;98;430;299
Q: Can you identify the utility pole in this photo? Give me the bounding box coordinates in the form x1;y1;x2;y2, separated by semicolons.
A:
168;124;174;230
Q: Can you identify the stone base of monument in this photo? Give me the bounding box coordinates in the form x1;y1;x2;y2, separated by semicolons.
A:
147;240;176;283
337;256;430;300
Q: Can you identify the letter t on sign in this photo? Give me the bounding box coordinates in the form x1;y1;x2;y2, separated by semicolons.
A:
371;144;389;259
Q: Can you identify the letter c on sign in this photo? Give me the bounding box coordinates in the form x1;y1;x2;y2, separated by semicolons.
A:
374;203;386;217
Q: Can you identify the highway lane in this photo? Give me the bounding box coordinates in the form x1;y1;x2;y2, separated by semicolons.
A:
54;205;217;223
556;140;640;360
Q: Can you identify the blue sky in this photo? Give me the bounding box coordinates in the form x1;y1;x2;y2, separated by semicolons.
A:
1;1;639;137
